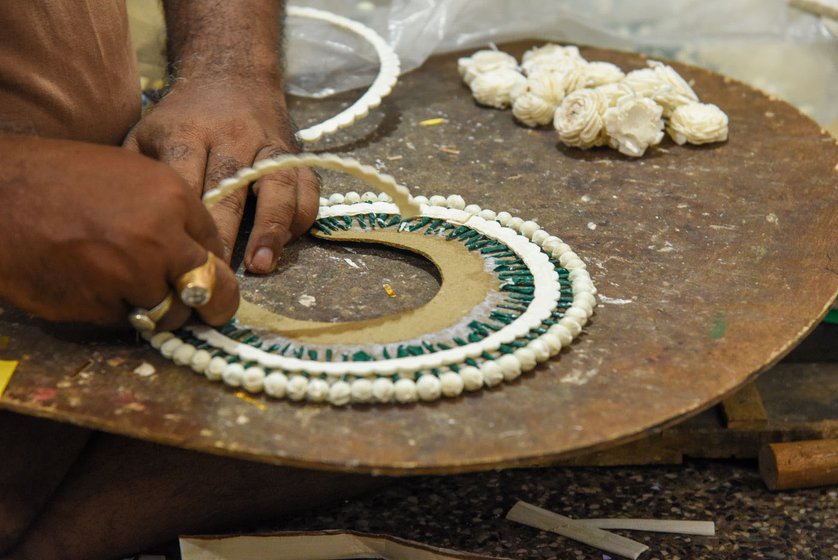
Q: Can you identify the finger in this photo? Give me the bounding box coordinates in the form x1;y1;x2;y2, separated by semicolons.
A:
205;150;251;263
164;242;240;328
245;161;320;273
147;292;192;333
123;120;209;199
195;256;240;326
125;275;191;334
153;162;226;262
122;129;140;152
158;141;208;199
247;167;320;274
243;166;299;274
139;137;224;258
288;168;321;239
129;219;237;331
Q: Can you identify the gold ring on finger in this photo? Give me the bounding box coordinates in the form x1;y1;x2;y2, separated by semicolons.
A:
128;292;175;332
176;252;217;308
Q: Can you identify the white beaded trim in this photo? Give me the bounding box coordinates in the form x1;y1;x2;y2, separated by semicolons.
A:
287;6;400;144
188;203;566;376
148;191;597;405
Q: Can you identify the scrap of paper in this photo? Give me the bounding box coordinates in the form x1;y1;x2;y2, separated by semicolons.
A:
0;360;18;398
506;501;649;560
506;501;716;559
180;530;510;560
419;118;447;126
584;518;715;536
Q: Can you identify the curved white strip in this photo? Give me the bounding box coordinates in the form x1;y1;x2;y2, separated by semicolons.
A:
288;6;401;143
202;153;420;219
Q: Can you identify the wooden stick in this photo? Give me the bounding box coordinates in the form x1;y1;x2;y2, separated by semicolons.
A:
506;501;649;560
759;439;838;491
582;519;715;536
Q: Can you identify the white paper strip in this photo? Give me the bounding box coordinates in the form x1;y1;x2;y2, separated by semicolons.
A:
583;518;715;536
505;501;649;560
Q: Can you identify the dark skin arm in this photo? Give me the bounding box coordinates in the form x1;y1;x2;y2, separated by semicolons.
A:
124;0;320;274
0;136;239;329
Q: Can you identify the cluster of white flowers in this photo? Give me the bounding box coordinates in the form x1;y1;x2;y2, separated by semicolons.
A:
458;44;729;157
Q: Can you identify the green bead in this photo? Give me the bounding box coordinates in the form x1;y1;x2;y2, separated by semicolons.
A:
313;222;332;235
447;225;470;239
408;217;431;231
352;350;373;361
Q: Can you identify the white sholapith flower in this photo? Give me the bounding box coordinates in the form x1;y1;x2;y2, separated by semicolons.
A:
513;92;558;127
524;71;567;104
595;82;636;108
458;50;519;86
647;60;699;117
554;89;608;149
623;67;661;97
512;71;567;127
604;95;665;157
522;43;585;72
667;102;729;145
470;68;527;109
579;61;625;89
523;58;587;93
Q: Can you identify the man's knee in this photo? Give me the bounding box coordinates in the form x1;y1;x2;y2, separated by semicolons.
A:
0;411;91;553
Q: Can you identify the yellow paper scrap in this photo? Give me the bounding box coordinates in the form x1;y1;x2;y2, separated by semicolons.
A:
419;117;446;126
0;360;19;398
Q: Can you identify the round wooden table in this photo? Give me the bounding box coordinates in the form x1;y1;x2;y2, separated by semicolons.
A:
1;43;835;474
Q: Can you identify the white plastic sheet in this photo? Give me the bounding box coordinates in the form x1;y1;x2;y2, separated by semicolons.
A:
285;0;838;125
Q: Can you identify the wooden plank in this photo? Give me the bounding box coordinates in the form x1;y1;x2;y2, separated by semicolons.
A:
721;382;768;430
560;362;838;466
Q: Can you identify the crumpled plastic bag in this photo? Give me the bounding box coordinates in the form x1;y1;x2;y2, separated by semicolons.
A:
285;0;837;127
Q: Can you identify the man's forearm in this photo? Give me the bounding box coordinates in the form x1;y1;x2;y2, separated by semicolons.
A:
163;0;284;85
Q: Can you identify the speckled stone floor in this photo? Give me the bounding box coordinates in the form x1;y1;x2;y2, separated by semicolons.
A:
277;460;836;560
151;458;837;559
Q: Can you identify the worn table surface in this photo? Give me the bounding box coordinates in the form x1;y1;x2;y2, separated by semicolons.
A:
1;43;836;474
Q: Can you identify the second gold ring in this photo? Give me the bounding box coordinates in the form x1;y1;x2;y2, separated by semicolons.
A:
176;252;217;307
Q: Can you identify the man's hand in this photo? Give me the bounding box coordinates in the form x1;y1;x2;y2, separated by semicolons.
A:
0;136;239;329
124;0;319;275
123;81;319;274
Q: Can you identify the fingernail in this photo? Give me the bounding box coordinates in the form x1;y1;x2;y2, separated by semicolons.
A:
250;247;276;273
